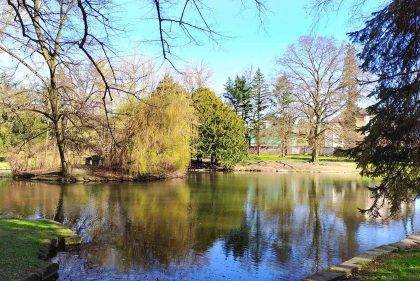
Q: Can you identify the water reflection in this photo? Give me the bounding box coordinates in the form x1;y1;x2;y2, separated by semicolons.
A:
0;173;418;280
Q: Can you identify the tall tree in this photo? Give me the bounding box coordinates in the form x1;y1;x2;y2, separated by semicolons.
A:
340;45;361;149
0;0;116;176
251;68;271;155
278;36;347;163
192;88;248;169
0;0;266;175
224;75;253;144
347;0;420;216
128;76;195;176
272;75;296;157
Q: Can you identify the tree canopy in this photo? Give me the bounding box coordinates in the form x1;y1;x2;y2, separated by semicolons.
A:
128;76;195;176
192;88;248;169
348;0;420;216
251;68;271;155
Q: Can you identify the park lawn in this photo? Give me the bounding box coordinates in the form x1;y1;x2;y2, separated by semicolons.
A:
243;153;353;164
357;249;420;281
0;218;74;280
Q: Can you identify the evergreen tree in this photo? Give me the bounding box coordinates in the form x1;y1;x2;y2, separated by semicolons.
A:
348;0;419;216
251;68;271;155
340;45;361;149
223;77;239;114
272;75;295;157
223;75;253;144
193;88;248;169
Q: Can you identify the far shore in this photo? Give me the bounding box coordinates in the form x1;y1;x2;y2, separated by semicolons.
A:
234;159;359;173
0;155;360;184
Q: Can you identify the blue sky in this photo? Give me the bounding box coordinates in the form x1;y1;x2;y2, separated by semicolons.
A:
114;0;383;94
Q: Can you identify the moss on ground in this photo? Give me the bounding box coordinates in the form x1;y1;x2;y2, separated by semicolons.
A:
0;218;74;280
357;249;420;281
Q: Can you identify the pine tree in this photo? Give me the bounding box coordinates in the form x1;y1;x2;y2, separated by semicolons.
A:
223;77;240;114
223;75;253;145
251;68;271;155
340;45;361;149
193;88;248;169
348;0;419;216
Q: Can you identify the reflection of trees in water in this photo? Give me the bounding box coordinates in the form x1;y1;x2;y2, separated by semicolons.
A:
222;179;267;266
307;176;322;272
272;176;294;263
190;173;249;252
0;181;61;218
0;175;417;275
73;182;201;272
53;185;65;223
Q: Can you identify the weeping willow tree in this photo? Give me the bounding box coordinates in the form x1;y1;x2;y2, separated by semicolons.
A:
128;76;196;176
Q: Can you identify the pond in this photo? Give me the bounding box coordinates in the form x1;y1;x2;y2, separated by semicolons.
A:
0;173;418;280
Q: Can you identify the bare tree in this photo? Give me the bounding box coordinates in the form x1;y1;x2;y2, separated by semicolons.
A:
278;36;347;163
0;0;118;175
181;62;212;92
0;0;266;176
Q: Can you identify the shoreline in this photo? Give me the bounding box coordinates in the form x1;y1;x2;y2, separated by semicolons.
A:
2;160;361;184
304;233;420;281
8;167;184;183
234;159;360;174
0;217;81;281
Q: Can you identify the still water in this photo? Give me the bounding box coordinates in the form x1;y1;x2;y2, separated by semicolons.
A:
0;173;418;280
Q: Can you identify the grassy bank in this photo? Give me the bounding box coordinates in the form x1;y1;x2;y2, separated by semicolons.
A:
0;218;74;280
354;249;420;281
235;154;358;173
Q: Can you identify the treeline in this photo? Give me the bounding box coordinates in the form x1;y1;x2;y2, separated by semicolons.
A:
0;67;249;176
0;35;364;176
224;36;363;162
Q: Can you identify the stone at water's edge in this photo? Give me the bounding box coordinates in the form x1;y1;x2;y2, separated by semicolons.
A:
408;234;420;243
390;238;420;250
304;233;420;281
21;222;81;281
61;235;81;251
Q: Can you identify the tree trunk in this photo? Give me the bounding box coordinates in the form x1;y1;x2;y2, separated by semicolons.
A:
210;153;216;170
256;137;260;155
280;142;285;157
256;124;261;155
52;120;68;176
311;146;319;164
311;124;320;164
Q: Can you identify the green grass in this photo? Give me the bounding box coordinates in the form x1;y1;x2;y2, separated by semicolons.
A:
242;154;353;164
359;249;420;281
0;218;74;280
